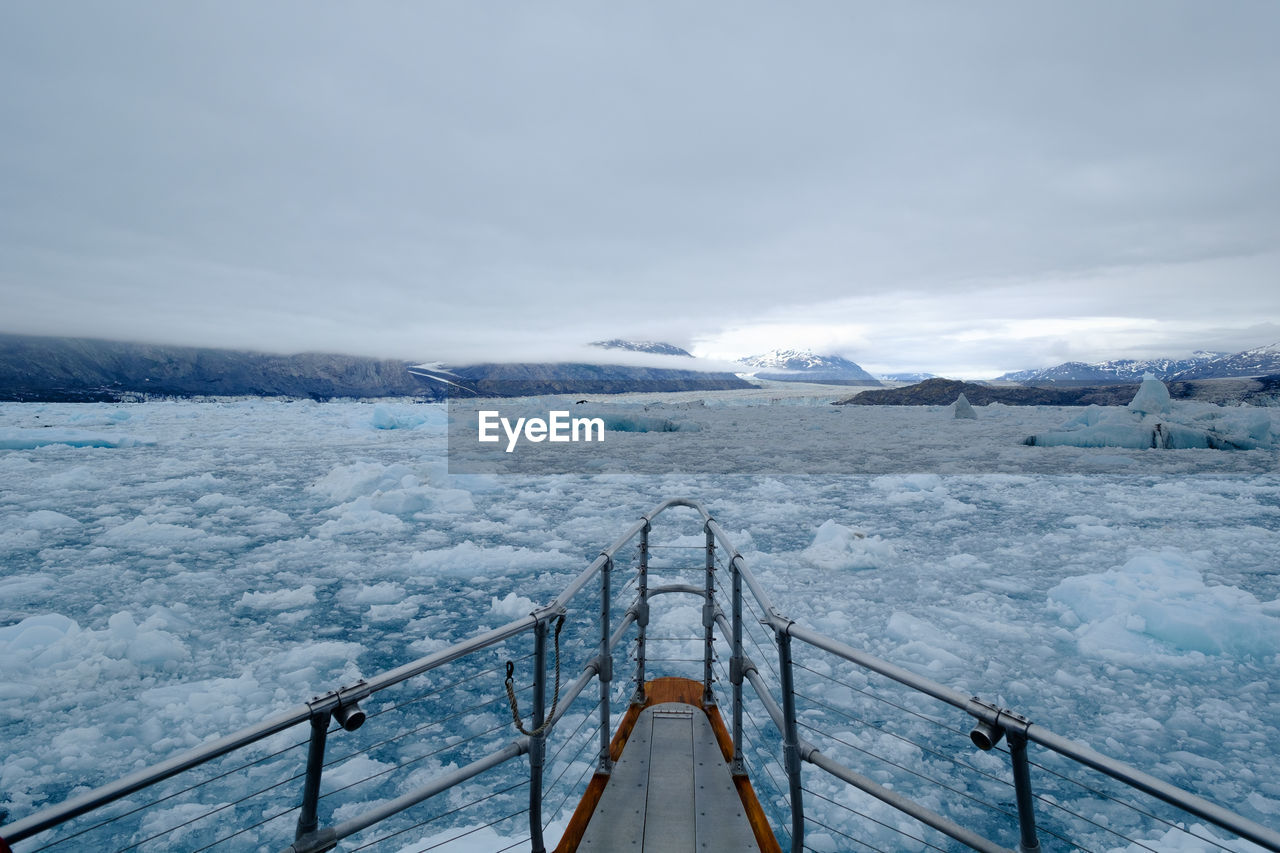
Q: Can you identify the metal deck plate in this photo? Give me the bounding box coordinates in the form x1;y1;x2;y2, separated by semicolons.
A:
577;703;759;852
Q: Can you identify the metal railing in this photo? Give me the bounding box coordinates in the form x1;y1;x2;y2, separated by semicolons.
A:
4;497;1279;853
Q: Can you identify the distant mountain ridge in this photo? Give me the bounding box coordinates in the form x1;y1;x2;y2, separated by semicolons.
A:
0;334;750;401
1168;342;1280;380
996;344;1280;383
739;349;881;385
997;352;1224;383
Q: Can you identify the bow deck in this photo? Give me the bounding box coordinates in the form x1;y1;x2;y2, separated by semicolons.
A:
556;677;779;853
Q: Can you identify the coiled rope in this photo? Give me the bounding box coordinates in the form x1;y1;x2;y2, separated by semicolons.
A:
505;615;565;737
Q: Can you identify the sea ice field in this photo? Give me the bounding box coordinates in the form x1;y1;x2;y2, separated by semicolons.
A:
1;388;1278;852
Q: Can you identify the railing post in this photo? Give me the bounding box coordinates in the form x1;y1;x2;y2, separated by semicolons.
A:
729;555;745;775
702;523;716;706
295;710;332;842
529;621;548;853
598;555;614;774
632;521;650;705
777;625;805;853
1008;731;1041;852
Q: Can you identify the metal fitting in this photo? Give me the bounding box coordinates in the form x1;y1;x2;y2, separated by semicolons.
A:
632;599;649;628
729;655;745;686
333;701;366;732
970;720;1004;751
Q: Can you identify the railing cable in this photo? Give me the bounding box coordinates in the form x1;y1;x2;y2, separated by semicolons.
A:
114;780;292;853
737;685;794;837
738;593;783;681
347;780;529;852
795;687;1002;783
403;809;529;852
802;788;948;853
793;677;1138;852
385;806;529;853
793;660;957;733
190;801;300;852
544;699;602;774
323;719;513;803
1022;752;1237;852
544;730;606;831
799;720;1095;852
796;719;1018;822
23;735;310;851
800;815;890;853
715;656;789;790
365;655;532;722
544;718;603;798
645;656;709;664
325;687;523;773
793;685;1172;852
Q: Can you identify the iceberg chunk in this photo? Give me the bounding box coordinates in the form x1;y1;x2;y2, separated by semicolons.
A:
952;393;977;419
1127;372;1172;416
1025;378;1272;450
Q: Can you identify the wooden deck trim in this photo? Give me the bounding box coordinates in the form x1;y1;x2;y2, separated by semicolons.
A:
552;677;781;853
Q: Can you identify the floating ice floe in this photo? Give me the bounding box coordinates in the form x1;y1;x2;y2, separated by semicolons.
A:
0;610;191;677
802;519;894;570
490;591;536;618
370;405;426;430
0;428;155;449
236;585;318;611
1048;551;1280;664
952;393;977;419
1024;375;1273;450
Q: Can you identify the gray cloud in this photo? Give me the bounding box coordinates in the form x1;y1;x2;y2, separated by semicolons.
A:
2;2;1278;377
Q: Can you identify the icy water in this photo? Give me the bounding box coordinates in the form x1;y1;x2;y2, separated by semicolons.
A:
1;394;1278;851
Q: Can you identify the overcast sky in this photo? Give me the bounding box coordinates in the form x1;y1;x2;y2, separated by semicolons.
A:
2;2;1278;378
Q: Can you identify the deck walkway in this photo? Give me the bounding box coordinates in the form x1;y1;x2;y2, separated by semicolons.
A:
555;677;779;853
576;703;758;851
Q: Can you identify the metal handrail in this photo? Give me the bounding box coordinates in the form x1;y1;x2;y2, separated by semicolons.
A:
780;619;1280;852
4;497;1278;853
284;741;530;853
635;499;1280;853
0;612;548;845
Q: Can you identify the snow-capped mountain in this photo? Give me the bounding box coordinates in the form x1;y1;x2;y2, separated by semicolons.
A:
995;367;1043;383
590;339;693;357
997;351;1225;383
878;372;938;382
1168;342;1280;380
739;349;880;384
